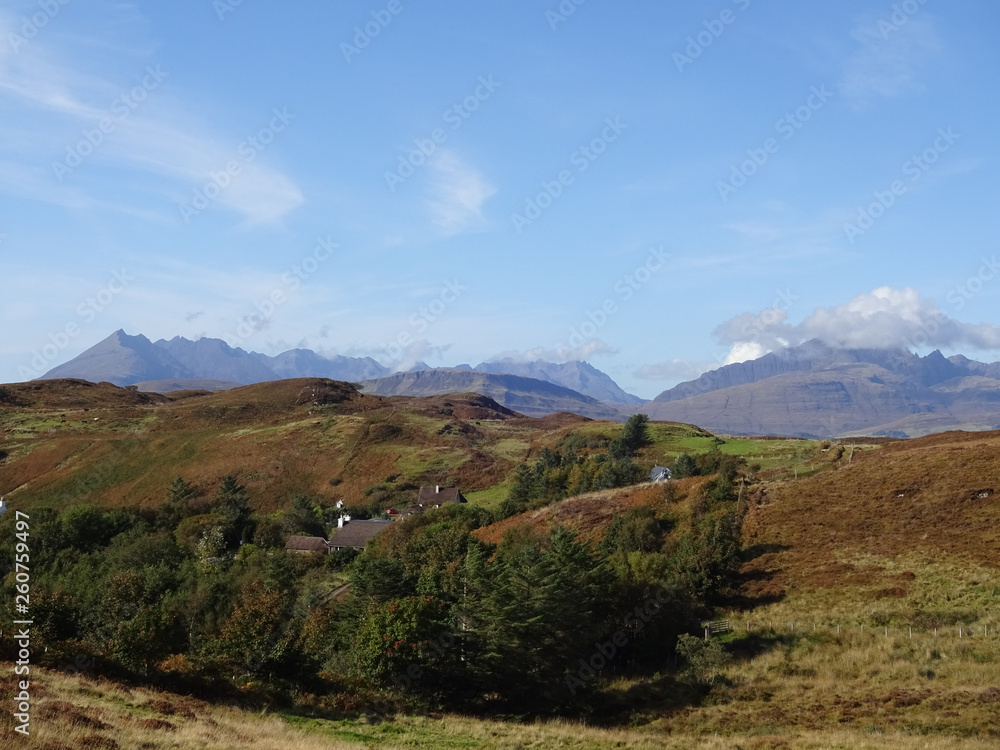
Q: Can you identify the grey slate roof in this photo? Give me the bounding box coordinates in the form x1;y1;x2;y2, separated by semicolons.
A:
328;520;393;550
285;535;330;552
417;486;467;506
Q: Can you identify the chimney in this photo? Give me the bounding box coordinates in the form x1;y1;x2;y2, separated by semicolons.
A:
337;516;344;528
435;485;440;493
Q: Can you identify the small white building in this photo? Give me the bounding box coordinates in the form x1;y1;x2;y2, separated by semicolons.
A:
649;466;672;483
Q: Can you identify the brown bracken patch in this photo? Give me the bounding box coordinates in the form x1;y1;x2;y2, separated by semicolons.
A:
36;701;109;730
136;718;176;731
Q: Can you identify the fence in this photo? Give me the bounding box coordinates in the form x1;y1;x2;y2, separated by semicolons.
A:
702;620;732;638
715;620;998;640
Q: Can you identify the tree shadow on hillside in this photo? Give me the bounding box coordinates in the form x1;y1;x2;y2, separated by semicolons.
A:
585;631;802;726
725;542;791;611
585;672;707;726
742;542;791;560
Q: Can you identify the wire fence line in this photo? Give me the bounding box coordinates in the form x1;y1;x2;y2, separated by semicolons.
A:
704;619;998;640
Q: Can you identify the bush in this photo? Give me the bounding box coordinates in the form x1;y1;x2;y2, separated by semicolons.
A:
672;454;699;479
368;423;402;442
675;633;731;686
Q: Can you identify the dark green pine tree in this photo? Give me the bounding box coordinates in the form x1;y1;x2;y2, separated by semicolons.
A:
609;413;651;460
158;476;197;529
213;474;252;545
672;453;699;478
499;463;534;519
461;526;615;712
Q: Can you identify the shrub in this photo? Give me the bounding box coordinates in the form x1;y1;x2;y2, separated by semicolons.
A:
675;633;731;686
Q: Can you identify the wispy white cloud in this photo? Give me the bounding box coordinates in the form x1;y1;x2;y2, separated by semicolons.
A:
425;150;496;235
634;358;720;382
492;339;616;363
839;16;942;109
715;287;1000;357
0;10;303;224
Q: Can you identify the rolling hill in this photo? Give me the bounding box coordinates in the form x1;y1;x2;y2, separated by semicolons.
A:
0;377;599;511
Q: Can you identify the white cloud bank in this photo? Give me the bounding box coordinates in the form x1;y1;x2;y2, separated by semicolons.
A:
715;286;1000;364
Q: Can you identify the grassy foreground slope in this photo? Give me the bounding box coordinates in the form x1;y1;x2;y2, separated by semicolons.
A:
3;379;999;747
654;429;1000;738
2;667;1000;750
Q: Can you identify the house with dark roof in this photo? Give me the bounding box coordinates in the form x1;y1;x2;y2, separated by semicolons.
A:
284;535;331;554
328;519;393;551
649;466;672;483
417;485;467;507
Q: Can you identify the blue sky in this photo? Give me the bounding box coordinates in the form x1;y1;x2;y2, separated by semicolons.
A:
2;0;999;399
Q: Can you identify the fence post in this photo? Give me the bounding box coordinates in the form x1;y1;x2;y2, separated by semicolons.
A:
704;627;709;641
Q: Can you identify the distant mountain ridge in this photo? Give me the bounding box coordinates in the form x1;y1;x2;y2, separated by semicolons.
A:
643;339;1000;438
41;330;393;387
472;359;644;405
36;331;641;415
359;369;625;421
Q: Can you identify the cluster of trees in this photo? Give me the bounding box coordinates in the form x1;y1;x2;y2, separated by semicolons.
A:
345;459;747;714
500;415;652;518
0;480;349;685
0;417;750;716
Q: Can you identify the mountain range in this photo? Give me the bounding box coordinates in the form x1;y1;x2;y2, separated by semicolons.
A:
642;339;1000;438
358;369;625;420
37;331;640;417
32;331;1000;438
